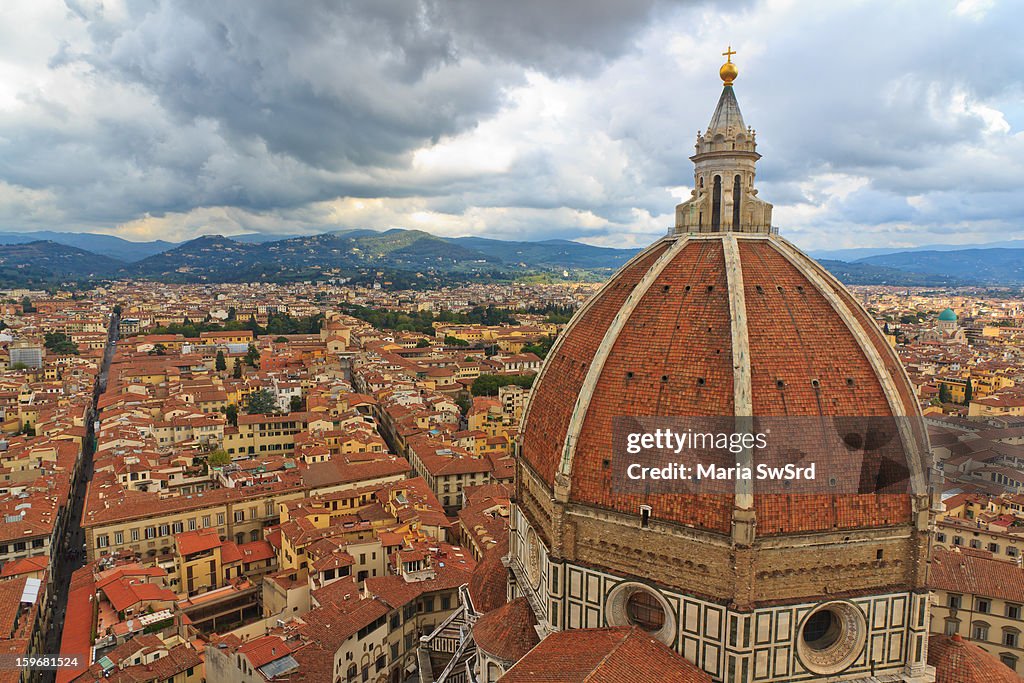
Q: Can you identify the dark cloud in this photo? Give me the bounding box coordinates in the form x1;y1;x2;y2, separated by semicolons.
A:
0;0;1019;250
73;1;681;170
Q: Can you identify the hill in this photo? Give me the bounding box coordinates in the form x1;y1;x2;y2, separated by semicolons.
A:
810;239;1024;263
0;240;124;285
817;259;965;287
127;230;502;283
0;231;175;262
0;229;1017;289
448;236;636;270
856;249;1024;285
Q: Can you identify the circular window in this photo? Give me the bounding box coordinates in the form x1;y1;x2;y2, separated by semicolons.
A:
796;601;867;675
626;590;665;632
606;582;676;645
802;610;840;650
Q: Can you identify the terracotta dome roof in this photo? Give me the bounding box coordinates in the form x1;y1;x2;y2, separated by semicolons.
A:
928;634;1020;682
519;234;928;535
468;537;508;614
472;597;539;663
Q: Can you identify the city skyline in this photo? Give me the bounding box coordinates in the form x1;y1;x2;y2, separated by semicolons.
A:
1;0;1021;251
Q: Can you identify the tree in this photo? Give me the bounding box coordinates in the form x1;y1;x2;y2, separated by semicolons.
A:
21;297;34;313
44;332;79;355
245;343;261;368
0;321;6;331
11;362;27;371
416;339;431;348
454;393;472;415
521;336;556;359
149;343;166;356
275;336;289;343
215;350;227;372
224;404;239;427
113;304;122;316
444;335;470;347
471;373;535;396
939;383;952;404
232;358;242;379
207;449;231;467
964;379;973;404
245;389;277;415
227;307;237;321
289;395;304;413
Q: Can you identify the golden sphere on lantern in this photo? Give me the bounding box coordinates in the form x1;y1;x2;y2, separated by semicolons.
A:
720;60;738;84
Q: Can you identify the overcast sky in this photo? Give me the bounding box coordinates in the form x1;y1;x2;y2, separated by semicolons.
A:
0;0;1021;251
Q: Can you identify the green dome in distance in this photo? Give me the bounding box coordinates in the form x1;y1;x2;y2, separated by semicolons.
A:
938;308;957;322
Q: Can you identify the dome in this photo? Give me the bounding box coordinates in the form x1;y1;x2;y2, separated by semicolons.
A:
938;308;957;322
468;537;508;614
508;61;934;683
472;597;539;662
520;233;929;537
928;634;1020;682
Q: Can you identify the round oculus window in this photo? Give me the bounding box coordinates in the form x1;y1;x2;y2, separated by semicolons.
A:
796;601;867;676
605;582;676;646
626;590;666;632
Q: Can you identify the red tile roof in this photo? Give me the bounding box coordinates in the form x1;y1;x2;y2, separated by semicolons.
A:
472;597;538;662
519;237;922;536
174;528;222;556
498;626;711;682
928;633;1020;682
57;566;96;683
0;554;49;577
929;547;1024;602
468;538;508;615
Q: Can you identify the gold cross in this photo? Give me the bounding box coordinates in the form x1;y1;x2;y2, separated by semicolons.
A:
722;45;736;63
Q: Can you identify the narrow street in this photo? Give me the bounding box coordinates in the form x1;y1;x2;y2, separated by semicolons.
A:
40;312;118;677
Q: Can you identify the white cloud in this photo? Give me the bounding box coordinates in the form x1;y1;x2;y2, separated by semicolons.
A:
0;0;1021;254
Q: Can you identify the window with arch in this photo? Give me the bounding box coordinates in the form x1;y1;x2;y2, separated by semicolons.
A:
711;176;722;231
732;174;742;229
972;621;990;641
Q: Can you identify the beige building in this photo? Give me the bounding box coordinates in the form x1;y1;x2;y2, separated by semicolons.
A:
929;547;1024;674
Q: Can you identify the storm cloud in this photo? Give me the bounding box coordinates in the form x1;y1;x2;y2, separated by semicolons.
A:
0;0;1021;250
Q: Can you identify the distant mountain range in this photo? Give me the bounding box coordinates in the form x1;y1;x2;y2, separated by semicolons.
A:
855;248;1024;284
0;228;639;287
816;259;966;287
0;227;1020;288
808;239;1024;262
0;230;175;262
0;240;124;283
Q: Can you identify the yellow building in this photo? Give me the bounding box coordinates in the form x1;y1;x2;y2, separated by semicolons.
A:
938;377;969;404
223;413;308;456
176;529;226;596
969;395;1024;418
929;547;1024;674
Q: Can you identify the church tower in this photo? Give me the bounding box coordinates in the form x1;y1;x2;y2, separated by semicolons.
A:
675;47;773;234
